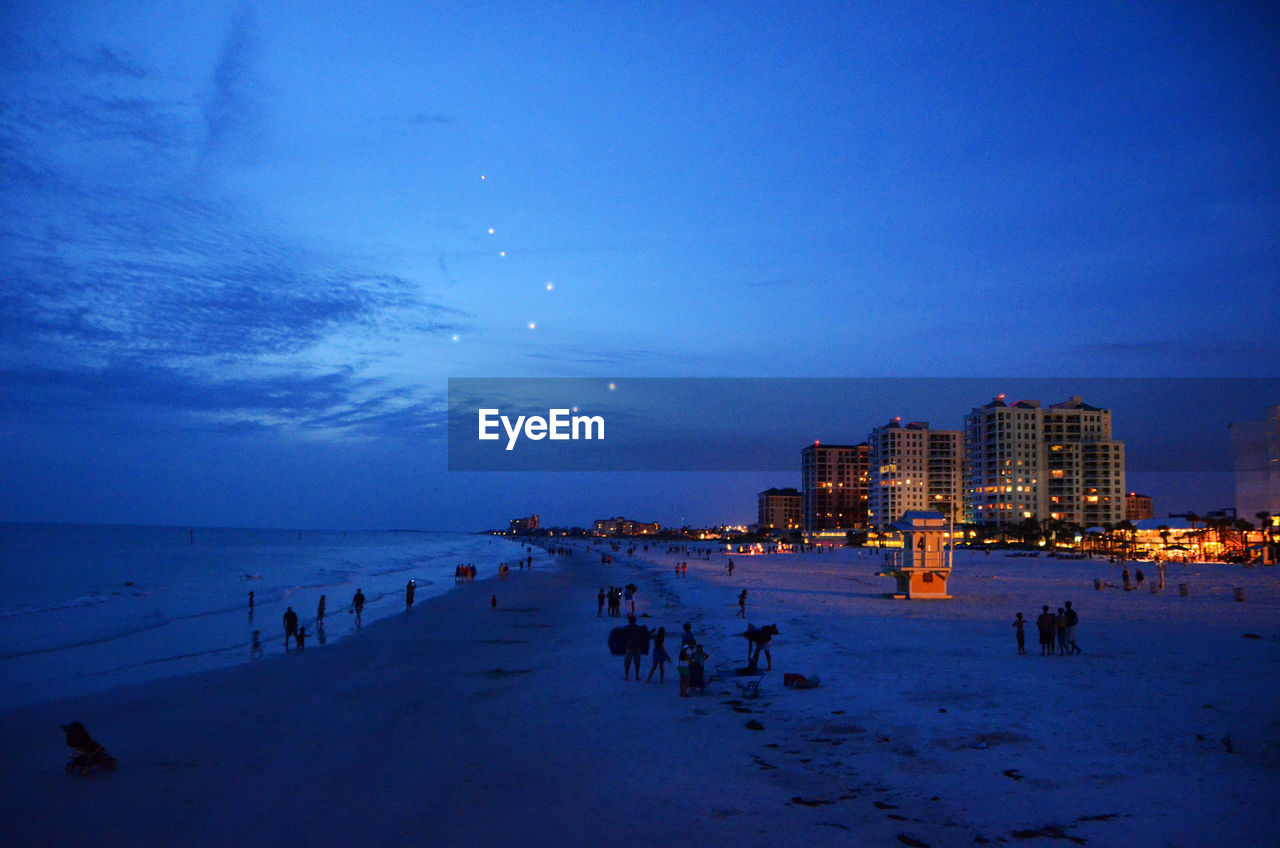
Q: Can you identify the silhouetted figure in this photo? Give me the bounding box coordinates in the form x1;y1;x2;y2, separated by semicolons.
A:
352;589;365;626
1036;605;1055;656
295;626;306;651
406;580;416;609
491;593;498;610
283;606;298;649
1012;613;1026;654
317;595;326;622
1064;601;1081;653
621;615;650;680
647;626;669;682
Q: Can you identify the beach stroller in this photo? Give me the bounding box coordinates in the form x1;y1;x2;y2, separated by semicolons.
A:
61;721;117;775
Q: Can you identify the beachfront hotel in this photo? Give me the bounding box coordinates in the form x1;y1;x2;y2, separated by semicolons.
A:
1125;492;1154;521
801;442;870;531
757;487;803;532
592;516;661;536
509;514;540;533
866;420;963;529
964;395;1125;528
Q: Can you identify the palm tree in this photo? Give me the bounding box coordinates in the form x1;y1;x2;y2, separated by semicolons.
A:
1116;519;1136;559
1234;518;1254;558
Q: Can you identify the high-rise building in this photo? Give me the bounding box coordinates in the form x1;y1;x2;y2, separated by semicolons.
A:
1125;492;1154;521
801;442;870;531
1230;404;1280;523
509;514;539;533
757;487;803;532
964;395;1125;528
867;419;962;528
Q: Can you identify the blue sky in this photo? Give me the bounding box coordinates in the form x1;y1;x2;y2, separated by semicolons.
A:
2;1;1277;530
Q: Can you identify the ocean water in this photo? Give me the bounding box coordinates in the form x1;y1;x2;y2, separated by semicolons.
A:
0;523;543;712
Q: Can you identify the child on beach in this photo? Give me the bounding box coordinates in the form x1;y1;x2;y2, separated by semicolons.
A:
296;627;306;651
251;630;263;658
1012;613;1026;655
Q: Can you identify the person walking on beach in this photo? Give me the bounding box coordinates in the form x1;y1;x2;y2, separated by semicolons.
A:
621;615;649;681
678;645;691;697
737;589;747;618
1036;605;1056;656
1012;613;1027;655
597;587;606;617
283;606;299;650
727;559;735;576
295;626;306;651
352;589;365;627
491;593;498;610
1064;601;1080;654
1056;607;1069;655
317;594;326;622
251;629;263;658
405;579;416;610
647;626;670;682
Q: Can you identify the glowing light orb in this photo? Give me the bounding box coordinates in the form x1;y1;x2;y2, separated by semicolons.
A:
545;282;554;291
451;334;459;342
480;174;486;180
528;322;536;330
499;251;506;257
608;383;616;391
488;228;495;234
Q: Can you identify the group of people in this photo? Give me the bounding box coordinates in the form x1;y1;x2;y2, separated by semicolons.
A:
673;561;690;577
616;617;709;696
267;588;368;656
597;585;637;617
1120;566;1148;590
454;564;479;582
1013;601;1081;655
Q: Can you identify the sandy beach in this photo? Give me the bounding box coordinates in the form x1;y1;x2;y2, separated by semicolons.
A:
4;543;1278;847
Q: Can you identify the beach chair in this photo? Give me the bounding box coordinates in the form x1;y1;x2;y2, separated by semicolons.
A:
734;668;765;698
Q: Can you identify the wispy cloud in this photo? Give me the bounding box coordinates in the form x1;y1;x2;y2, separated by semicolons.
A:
200;7;262;164
0;24;462;442
69;47;150;80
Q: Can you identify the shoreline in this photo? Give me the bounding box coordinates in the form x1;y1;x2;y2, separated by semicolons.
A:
3;543;1277;846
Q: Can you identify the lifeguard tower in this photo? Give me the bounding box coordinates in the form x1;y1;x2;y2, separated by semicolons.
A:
878;510;952;599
